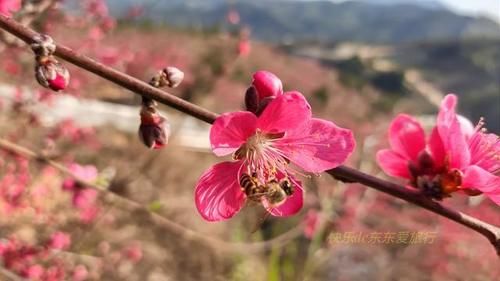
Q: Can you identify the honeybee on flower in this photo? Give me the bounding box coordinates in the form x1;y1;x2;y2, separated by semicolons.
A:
195;71;356;221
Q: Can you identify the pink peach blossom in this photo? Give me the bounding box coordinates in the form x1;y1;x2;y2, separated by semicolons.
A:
377;94;499;204
195;72;355;221
0;0;21;17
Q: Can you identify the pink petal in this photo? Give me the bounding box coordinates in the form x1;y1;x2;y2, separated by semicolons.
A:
210;111;257;156
264;179;304;217
457;115;475;139
428;126;446;168
437;94;470;169
276;118;355;173
252;70;283;99
462;165;500;195
388;114;426;161
257;91;311;134
376;149;411;179
195;161;246;221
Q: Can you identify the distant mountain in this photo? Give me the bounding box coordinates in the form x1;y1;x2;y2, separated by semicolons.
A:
359;0;446;10
105;0;500;44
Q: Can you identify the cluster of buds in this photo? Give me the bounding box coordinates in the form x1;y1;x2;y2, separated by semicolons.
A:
137;66;183;149
31;35;70;92
149;66;184;88
138;99;170;149
244;70;283;115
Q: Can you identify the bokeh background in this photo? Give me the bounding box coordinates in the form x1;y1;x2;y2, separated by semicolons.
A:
0;0;499;280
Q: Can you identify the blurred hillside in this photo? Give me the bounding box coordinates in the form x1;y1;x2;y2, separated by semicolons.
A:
105;0;500;43
286;38;500;133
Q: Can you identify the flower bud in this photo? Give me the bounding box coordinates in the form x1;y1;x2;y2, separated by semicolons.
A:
252;70;283;100
163;66;184;88
255;96;276;116
138;105;170;149
149;67;184;88
244;86;259;113
35;56;70;91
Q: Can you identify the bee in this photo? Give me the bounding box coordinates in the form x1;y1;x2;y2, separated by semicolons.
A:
262;178;294;207
240;173;265;202
240;173;295;206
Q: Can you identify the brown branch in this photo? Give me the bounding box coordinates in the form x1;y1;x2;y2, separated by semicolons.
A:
0;138;302;254
0;15;499;254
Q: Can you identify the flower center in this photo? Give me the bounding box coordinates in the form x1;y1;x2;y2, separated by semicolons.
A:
233;130;289;181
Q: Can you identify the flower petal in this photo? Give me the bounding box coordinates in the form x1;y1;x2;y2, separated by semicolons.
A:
195;161;246;221
462;165;500;195
275;118;355;173
428;126;446;168
210;111;257;156
437;94;470;169
376;149;411;179
388;114;426;161
265;178;304;217
252;70;283;99
257;91;311;134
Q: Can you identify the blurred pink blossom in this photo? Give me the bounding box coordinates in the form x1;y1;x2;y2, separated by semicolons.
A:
24;264;45;279
49;232;71;250
238;39;251;57
195;71;355;221
72;265;88;281
61;163;101;223
377;94;500;204
123;242;143;263
303;209;320;239
0;0;21;17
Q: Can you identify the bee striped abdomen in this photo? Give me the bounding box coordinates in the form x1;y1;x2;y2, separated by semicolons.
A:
240;173;264;201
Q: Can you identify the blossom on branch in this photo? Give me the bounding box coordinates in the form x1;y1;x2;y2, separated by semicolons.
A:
195;71;356;221
62;163;100;223
377;94;500;204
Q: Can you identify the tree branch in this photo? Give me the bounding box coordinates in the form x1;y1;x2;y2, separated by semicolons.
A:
0;15;498;255
0;138;303;254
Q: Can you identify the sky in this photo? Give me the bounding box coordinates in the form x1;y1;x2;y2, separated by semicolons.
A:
326;0;500;22
439;0;499;21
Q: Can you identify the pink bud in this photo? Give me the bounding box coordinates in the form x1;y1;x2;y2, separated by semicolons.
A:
244;86;259;113
138;106;170;149
252;70;283;99
163;66;184;88
35;57;70;91
255;96;276;116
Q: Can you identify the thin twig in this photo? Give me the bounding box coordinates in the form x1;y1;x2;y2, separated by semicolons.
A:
0;138;302;254
0;15;498;254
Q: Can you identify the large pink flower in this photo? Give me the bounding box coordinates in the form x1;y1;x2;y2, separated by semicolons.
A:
195;72;355;221
377;94;500;204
